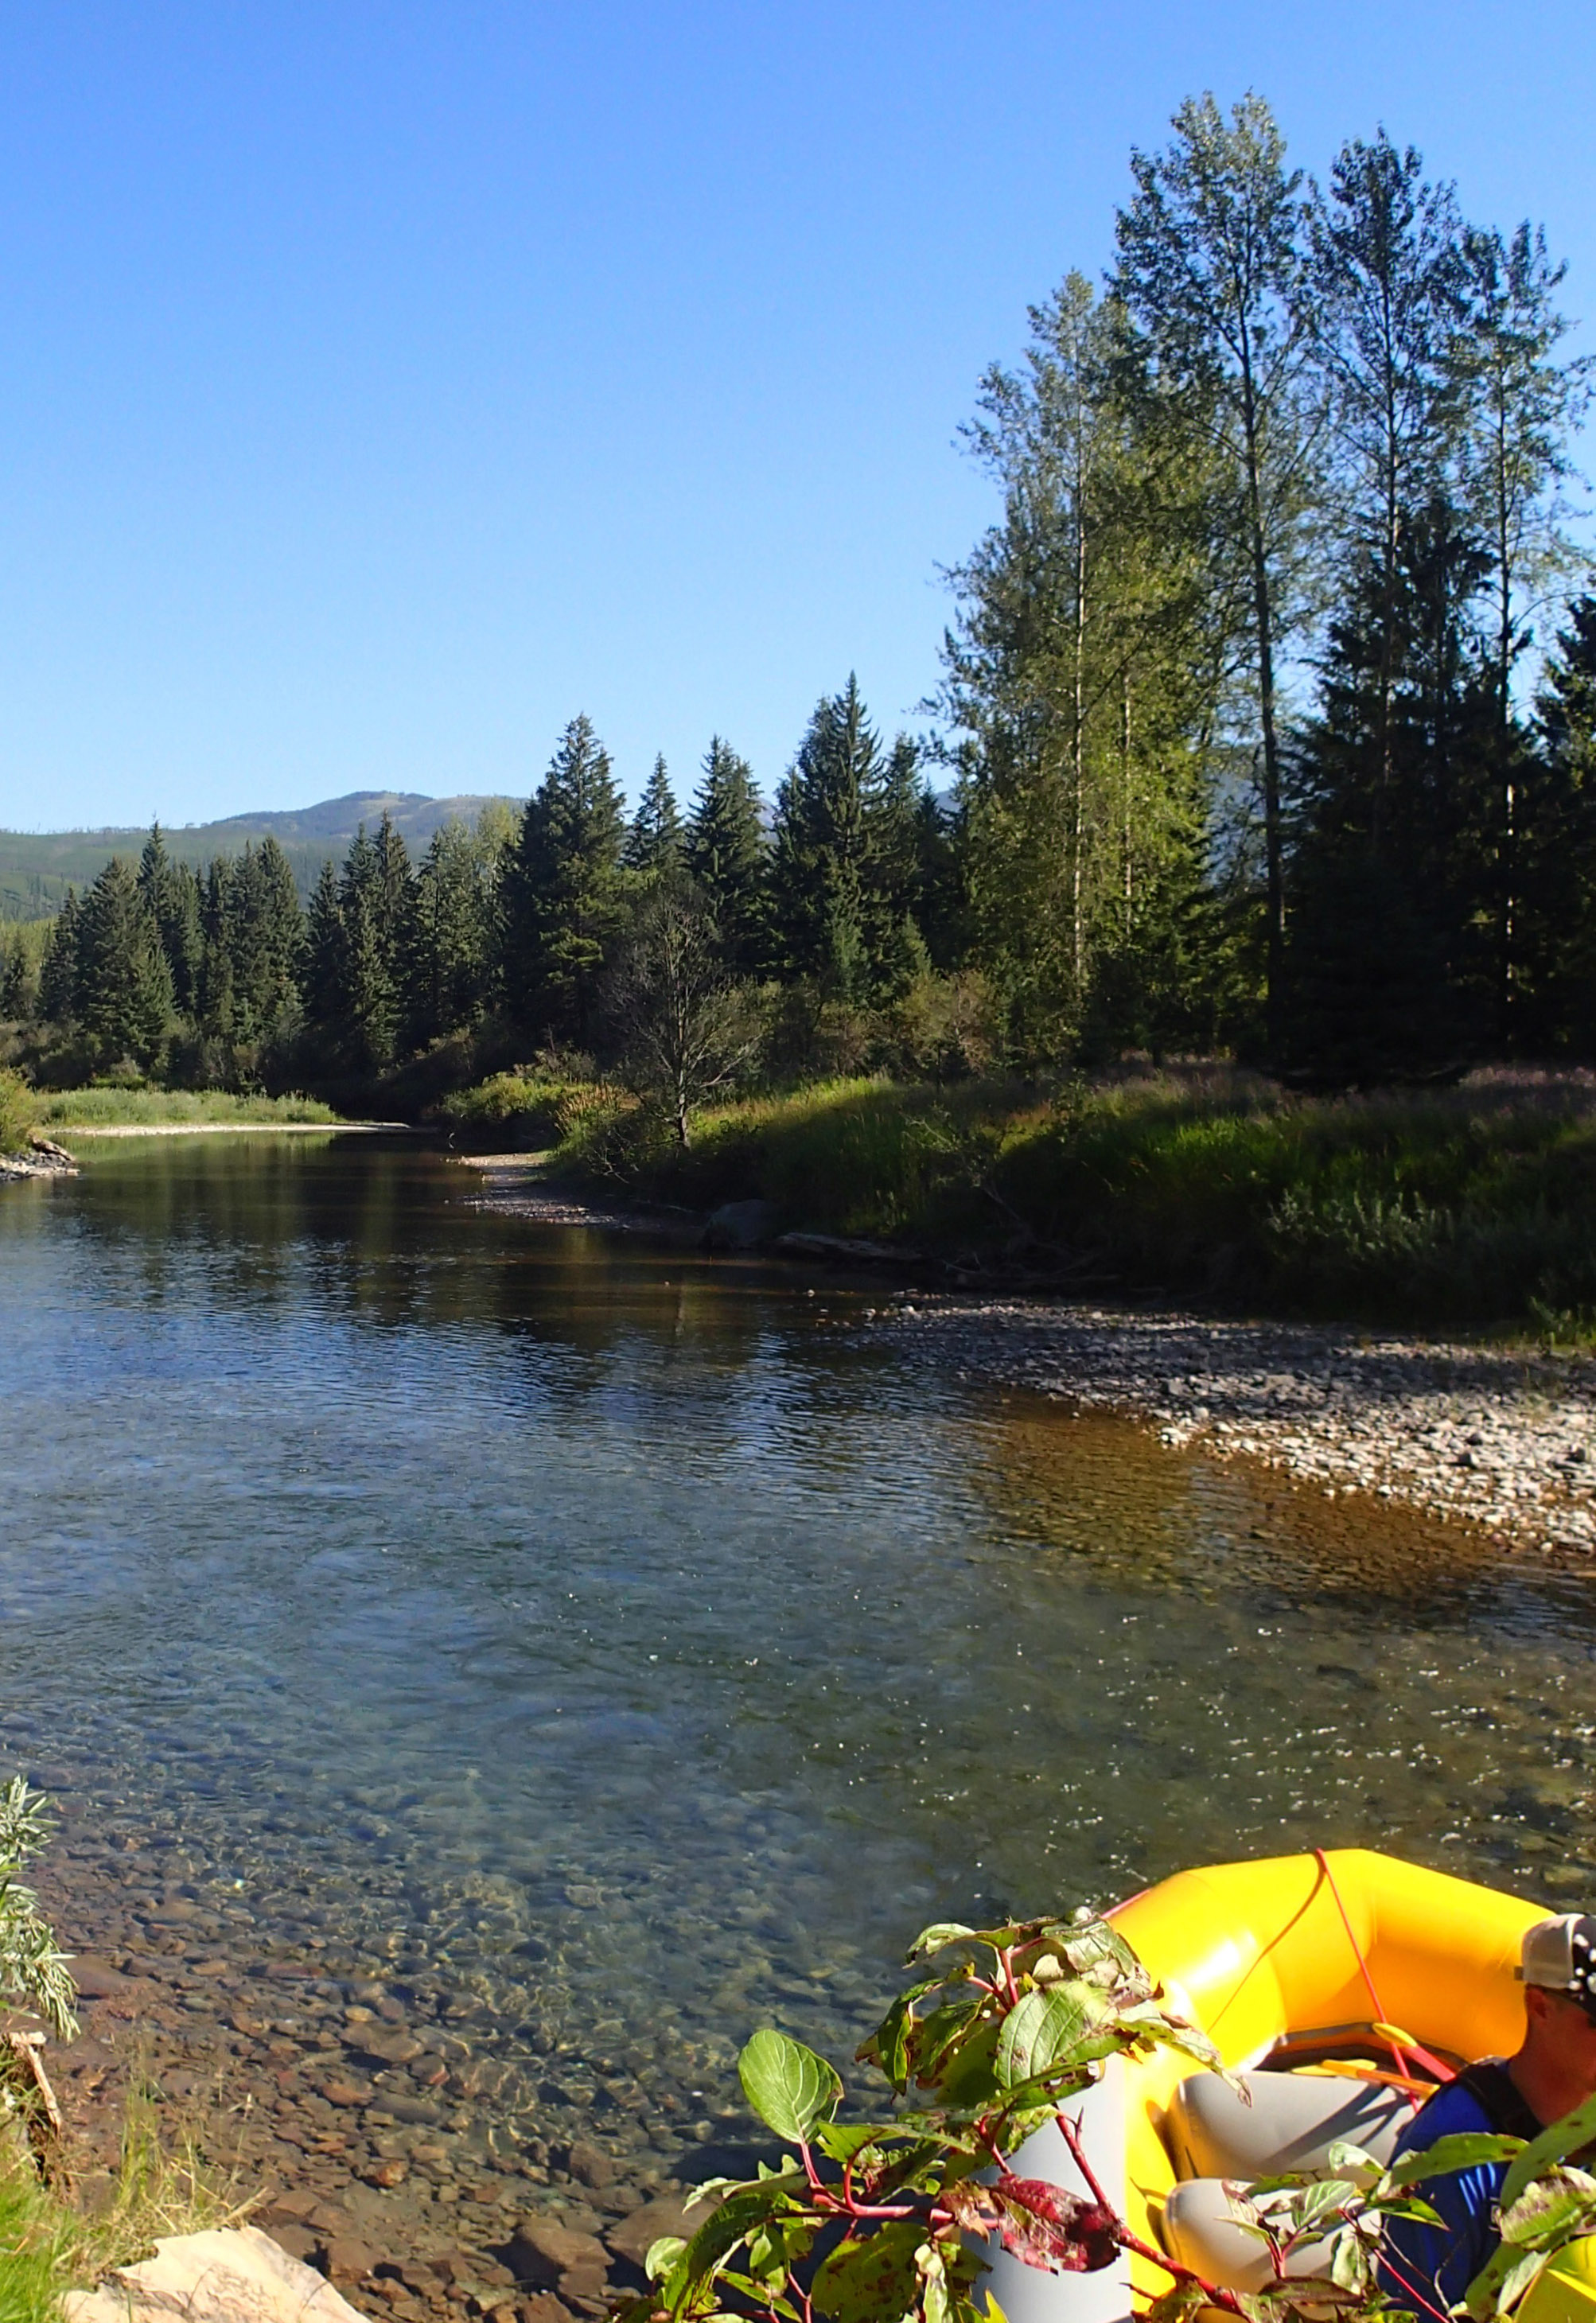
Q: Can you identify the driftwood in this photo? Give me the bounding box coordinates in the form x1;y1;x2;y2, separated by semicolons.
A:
2;2027;69;2184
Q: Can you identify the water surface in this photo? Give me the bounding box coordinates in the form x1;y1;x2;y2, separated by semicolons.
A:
0;1138;1590;2215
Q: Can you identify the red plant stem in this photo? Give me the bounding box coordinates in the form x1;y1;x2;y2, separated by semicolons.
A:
1053;2111;1251;2317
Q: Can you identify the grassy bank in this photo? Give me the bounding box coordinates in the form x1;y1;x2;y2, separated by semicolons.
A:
36;1088;341;1130
526;1066;1596;1332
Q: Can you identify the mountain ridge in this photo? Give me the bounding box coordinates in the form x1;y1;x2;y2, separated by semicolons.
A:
0;790;520;919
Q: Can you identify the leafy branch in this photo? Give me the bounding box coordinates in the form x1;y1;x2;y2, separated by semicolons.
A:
618;1912;1596;2323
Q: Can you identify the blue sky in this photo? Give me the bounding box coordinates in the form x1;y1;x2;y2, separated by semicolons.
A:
0;0;1591;831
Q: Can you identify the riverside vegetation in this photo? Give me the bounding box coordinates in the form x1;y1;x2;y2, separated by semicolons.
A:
468;1066;1596;1336
4;97;1596;1182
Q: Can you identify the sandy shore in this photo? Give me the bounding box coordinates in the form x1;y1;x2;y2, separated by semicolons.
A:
854;1295;1596;1557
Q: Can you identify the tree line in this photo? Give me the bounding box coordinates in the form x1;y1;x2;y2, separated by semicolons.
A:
4;91;1595;1099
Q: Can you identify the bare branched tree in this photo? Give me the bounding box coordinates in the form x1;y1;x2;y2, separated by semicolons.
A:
603;879;761;1147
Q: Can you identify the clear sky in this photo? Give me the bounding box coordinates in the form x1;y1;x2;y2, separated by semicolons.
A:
0;0;1591;831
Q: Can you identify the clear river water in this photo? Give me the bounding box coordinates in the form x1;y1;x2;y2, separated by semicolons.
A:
0;1135;1592;2252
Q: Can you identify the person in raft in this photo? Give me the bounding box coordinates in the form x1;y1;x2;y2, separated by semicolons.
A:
1378;1915;1596;2315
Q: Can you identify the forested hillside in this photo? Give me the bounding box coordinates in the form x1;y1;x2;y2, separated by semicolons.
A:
0;790;515;920
3;95;1594;1107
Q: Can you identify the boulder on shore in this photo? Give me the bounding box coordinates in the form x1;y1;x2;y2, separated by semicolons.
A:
65;2225;369;2323
702;1200;780;1251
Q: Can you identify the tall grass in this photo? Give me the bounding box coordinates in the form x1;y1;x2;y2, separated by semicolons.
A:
540;1066;1596;1328
37;1090;339;1130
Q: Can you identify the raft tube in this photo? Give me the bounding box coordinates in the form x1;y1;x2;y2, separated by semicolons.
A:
980;1847;1547;2323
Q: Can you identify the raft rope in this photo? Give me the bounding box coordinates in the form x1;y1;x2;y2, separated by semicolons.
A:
1313;1847;1456;2087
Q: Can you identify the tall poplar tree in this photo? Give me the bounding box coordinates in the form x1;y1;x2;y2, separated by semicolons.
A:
1113;91;1322;1042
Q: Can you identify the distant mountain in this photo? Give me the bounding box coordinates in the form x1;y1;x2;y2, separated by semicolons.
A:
0;790;520;920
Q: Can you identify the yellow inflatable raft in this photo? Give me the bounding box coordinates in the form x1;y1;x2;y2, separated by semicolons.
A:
981;1848;1560;2323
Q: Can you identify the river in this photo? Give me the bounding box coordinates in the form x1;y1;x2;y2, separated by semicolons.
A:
0;1135;1590;2275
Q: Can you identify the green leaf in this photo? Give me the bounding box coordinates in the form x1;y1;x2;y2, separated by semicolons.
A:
738;2030;843;2143
646;2237;688;2282
928;2018;1003;2110
1381;2131;1525;2192
905;1990;985;2084
813;2123;892;2166
1501;2091;1596;2212
813;2224;926;2323
1499;2182;1596;2251
994;1983;1094;2089
862;1978;944;2084
906;1923;978;1961
669;2174;808;2310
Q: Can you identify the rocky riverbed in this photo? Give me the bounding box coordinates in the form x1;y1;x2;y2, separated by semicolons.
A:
851;1295;1596;1558
33;1842;742;2323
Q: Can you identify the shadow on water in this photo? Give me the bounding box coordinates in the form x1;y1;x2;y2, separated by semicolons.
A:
0;1135;1591;2233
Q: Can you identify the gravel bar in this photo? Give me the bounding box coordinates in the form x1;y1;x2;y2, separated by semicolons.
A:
858;1296;1596;1557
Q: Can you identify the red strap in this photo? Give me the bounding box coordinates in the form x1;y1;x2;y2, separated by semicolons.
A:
1313;1848;1456;2086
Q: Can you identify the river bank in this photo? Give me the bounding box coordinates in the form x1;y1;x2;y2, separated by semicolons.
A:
851;1295;1596;1559
453;1157;1596;1558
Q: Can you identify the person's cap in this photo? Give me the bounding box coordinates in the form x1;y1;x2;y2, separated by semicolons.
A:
1518;1915;1596;2002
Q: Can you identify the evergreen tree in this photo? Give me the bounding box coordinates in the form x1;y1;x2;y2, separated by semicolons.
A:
1307;132;1469;845
303;861;347;1050
685;738;768;972
1283;498;1496;1077
40;893;81;1025
770;678;882;999
625;756;683;880
501;716;628;1044
224;839;306;1041
1453;222;1593;1029
138;825;204;1014
76;858;174;1068
412;815;501;1045
336;820;412;1072
1517;598;1596;1051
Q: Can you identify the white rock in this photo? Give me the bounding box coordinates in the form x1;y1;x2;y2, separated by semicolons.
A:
66;2228;368;2323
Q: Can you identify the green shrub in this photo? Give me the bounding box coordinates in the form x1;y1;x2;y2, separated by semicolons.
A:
35;1089;337;1129
438;1069;600;1148
0;1071;38;1157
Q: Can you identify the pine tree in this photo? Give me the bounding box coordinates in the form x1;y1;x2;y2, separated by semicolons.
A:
302;861;347;1052
1453;222;1593;1029
685;738;768;971
220;839;306;1041
1307;132;1469;849
40;893;82;1025
334;822;411;1072
138;825;204;1015
76;858;174;1068
625;756;683;881
501;716;628;1044
411;819;499;1044
1518;598;1596;1051
769;679;878;999
1283;498;1496;1077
